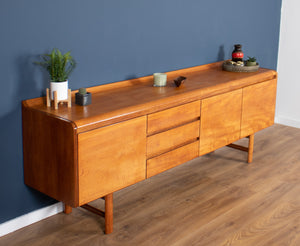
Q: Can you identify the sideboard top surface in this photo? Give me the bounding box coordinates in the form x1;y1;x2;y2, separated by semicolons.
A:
22;61;277;133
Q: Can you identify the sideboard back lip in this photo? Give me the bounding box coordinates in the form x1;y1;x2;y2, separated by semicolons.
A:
76;62;221;94
21;62;222;106
22;62;277;133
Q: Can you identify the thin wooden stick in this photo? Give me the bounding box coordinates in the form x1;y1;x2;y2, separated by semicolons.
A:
68;89;71;108
227;143;248;152
81;204;105;217
54;91;58;109
46;88;51;107
248;134;254;163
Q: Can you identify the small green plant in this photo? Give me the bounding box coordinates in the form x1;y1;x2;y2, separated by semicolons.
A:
246;56;257;66
79;88;87;95
35;48;76;82
247;56;256;62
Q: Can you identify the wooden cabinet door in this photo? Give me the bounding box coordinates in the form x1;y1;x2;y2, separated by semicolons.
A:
78;116;147;205
200;89;242;155
241;79;277;138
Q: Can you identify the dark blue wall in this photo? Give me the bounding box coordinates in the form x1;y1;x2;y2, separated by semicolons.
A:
0;0;282;223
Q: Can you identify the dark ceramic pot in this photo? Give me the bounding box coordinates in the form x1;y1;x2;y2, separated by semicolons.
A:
75;92;92;106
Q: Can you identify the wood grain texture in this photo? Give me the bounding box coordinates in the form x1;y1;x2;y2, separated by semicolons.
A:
147;100;201;135
21;62;278;236
22;103;79;207
78;116;147;205
241;79;277;138
147;141;199;178
200;89;242;155
147;121;200;158
6;124;300;246
22;62;277;133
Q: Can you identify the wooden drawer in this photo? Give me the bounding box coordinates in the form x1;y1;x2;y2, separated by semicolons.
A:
78;116;147;205
147;141;199;178
147;100;201;135
147;121;199;158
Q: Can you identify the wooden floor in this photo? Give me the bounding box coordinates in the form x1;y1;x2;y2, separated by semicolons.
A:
2;124;300;246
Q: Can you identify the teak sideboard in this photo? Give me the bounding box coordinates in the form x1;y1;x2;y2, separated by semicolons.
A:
22;61;277;234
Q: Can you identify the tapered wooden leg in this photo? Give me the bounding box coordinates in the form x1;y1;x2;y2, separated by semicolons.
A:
54;91;58;109
105;193;113;234
248;134;254;163
46;88;51;107
64;204;72;214
68;89;71;108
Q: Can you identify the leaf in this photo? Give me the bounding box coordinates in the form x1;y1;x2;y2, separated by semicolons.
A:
34;48;76;82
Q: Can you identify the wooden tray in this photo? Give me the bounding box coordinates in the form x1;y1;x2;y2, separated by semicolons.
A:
223;62;259;72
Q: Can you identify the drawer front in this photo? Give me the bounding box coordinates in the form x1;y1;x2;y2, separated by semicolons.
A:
147;121;200;158
78;116;147;205
147;141;199;178
147;100;201;135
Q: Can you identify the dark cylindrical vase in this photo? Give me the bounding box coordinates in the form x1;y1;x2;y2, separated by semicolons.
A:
75;92;92;106
232;44;244;62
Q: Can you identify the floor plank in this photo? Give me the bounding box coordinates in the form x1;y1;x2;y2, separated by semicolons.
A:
1;124;300;246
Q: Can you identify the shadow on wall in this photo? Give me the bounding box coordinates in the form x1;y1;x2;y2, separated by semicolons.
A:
217;45;225;61
19;54;49;98
0;54;55;223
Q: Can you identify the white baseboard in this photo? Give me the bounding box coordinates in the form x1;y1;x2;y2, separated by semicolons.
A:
275;116;300;129
0;202;63;237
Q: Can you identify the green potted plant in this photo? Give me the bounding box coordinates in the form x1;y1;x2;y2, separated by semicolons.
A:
246;56;257;66
35;48;76;100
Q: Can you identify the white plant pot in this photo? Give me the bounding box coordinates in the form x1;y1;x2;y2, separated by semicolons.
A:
50;81;68;100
